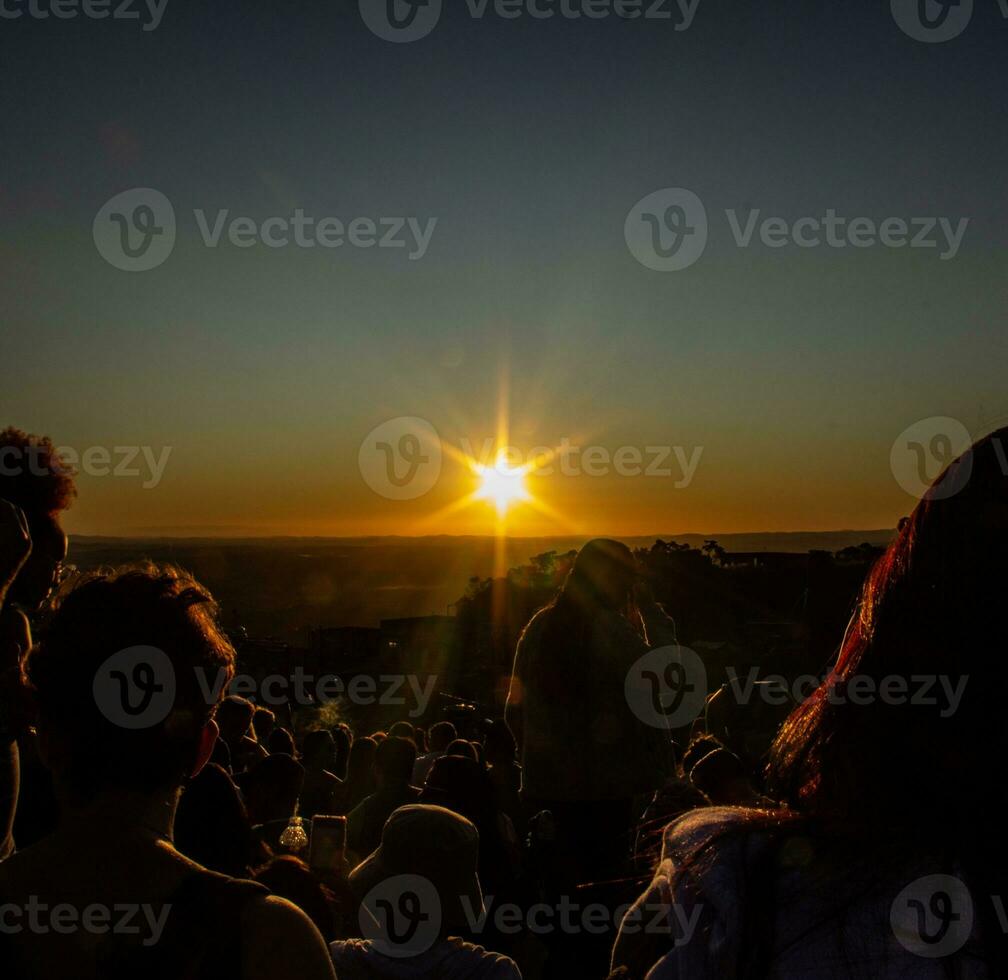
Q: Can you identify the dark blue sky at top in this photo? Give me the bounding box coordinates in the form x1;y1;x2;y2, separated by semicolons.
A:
1;0;1006;535
4;1;1004;227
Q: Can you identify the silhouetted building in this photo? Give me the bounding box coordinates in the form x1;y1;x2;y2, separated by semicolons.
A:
310;626;381;668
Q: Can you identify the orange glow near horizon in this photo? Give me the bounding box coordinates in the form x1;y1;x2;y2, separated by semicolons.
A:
52;358;925;542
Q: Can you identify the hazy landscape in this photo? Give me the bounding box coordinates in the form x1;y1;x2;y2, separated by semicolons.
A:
67;530;895;644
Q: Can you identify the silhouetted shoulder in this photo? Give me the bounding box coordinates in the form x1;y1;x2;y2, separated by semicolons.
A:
512;606;550;676
516;605;550;645
330;936;521;979
243;893;336;980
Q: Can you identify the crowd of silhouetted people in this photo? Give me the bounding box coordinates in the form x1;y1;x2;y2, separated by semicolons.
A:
1;422;1007;979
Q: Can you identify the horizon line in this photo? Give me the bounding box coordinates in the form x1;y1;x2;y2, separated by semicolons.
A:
68;527;898;542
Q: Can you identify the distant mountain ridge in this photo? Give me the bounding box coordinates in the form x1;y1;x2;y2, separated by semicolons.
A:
64;531;897;639
71;529;896;553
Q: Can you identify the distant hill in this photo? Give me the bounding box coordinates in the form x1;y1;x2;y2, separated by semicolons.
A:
66;530;895;642
72;529;896;552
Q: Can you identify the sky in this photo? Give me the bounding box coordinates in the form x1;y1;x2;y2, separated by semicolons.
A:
2;0;1006;538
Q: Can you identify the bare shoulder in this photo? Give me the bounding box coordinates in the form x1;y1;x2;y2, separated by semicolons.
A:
242;893;336;980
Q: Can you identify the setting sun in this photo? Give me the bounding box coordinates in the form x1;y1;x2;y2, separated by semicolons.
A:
474;454;531;516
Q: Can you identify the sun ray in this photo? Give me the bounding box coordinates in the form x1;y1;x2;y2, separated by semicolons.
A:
472;452;531;517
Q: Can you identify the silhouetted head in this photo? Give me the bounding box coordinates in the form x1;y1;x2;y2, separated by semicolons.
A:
427;720;456;752
175;763;255;877
681;734;723;776
302;729;335;770
25;563;234;802
346;736;377;785
216;695;256;749
445;739;478;762
388;721;415;742
529;539;642;687
420;755;490;825
268;727;297;756
563;538;639;613
348;805;482;935
374;735;417;788
243;753;304;825
0;427;76;612
252;706;275;743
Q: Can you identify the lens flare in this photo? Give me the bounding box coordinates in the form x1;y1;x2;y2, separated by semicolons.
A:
473;453;530;516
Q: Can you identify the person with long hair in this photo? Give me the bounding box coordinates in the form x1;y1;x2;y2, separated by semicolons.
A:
506;539;679;978
613;427;1008;979
506;538;678;881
